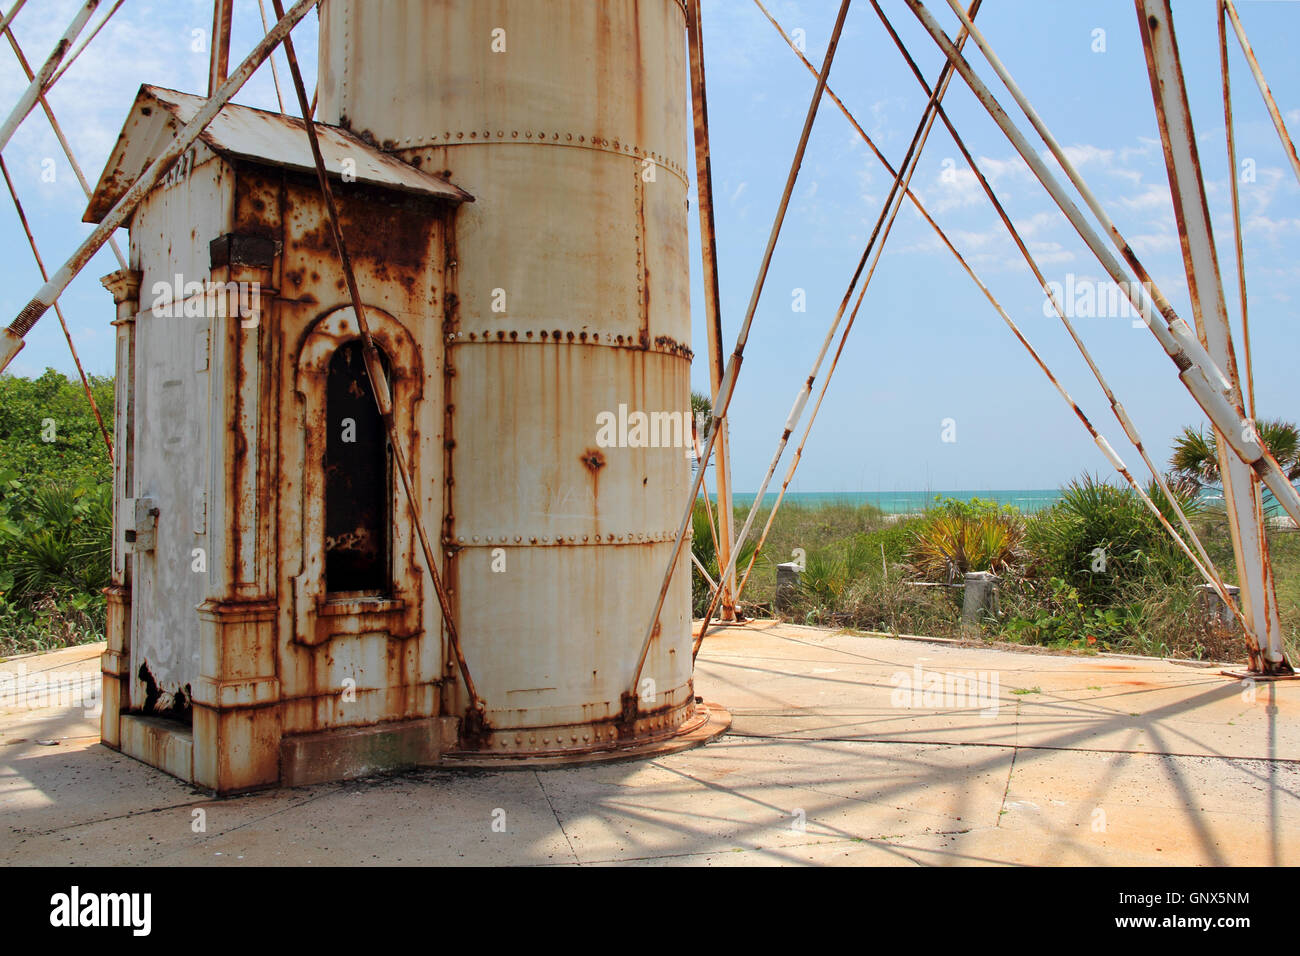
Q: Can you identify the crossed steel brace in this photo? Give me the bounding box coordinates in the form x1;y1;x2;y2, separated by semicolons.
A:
680;0;1299;678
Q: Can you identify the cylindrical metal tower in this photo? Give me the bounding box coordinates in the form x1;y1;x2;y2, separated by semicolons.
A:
316;0;699;756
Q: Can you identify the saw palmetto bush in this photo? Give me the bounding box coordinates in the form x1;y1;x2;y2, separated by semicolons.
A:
0;476;111;654
907;501;1024;583
1;479;112;600
1022;474;1197;606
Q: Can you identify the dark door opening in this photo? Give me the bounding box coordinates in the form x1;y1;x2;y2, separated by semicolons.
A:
324;341;392;594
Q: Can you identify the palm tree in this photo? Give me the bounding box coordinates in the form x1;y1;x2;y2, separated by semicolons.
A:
1171;420;1300;491
690;390;713;435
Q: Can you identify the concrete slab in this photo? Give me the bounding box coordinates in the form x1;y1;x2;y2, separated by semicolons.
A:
2;624;1296;866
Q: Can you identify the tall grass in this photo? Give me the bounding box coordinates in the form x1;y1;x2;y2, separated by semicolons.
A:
690;479;1288;665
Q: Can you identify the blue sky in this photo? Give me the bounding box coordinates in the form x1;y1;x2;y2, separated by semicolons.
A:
1;1;1297;494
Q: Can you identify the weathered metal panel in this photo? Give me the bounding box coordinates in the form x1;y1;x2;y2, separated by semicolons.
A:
318;0;689;176
85;85;471;223
318;0;695;754
1137;0;1285;670
123;153;233;717
450;345;691;542
132;149;231;308
267;168;452;736
419;145;650;347
271;173;452;317
449;343;694;743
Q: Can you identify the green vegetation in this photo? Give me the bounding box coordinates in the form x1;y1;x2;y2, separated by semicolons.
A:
1170;419;1300;491
0;370;114;656
908;495;1023;582
707;467;1300;664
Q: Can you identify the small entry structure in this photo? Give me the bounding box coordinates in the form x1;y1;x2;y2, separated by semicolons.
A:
91;86;474;792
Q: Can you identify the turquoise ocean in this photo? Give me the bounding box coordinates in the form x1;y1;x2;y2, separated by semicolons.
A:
721;489;1063;515
720;487;1286;517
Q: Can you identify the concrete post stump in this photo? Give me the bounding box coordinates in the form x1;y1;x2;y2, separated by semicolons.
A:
776;562;802;614
962;571;1000;637
1197;582;1240;631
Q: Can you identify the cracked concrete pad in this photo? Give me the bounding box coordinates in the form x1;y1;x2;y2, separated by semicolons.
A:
3;624;1297;866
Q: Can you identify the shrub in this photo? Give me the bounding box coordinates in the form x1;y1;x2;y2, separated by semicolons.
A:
0;473;111;653
908;497;1024;582
1021;474;1195;605
0;369;114;489
1001;577;1133;650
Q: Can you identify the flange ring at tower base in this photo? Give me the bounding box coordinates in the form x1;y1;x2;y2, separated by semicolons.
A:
442;701;731;767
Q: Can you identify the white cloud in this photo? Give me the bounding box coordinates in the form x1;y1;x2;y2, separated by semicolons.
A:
1117;184;1172;212
1128;233;1181;255
916;153;1032;214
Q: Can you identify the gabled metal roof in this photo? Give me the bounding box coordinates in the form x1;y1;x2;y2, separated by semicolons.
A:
84;85;472;223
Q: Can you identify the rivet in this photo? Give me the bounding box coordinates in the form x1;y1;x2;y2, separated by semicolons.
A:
457;536;465;543
472;536;479;542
